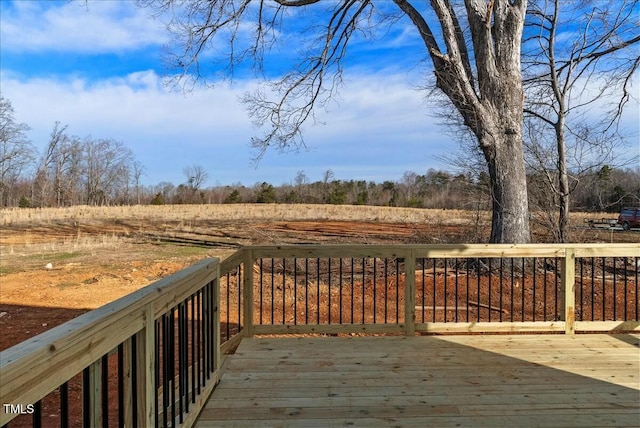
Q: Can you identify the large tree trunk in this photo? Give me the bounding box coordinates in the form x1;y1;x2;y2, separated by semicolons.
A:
483;132;531;243
475;16;531;245
397;0;531;243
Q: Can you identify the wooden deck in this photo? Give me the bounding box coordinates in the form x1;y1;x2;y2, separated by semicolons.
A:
196;334;640;427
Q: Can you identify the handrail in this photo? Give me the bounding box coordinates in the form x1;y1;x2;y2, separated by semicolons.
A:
242;243;639;337
248;243;640;258
0;258;219;427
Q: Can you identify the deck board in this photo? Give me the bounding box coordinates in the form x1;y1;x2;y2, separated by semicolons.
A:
196;334;640;427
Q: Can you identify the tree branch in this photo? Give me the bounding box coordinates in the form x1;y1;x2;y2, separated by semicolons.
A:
273;0;321;5
245;0;373;160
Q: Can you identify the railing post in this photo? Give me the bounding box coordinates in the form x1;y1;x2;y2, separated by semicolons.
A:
87;359;103;427
404;248;416;336
562;248;576;334
136;302;156;427
214;266;221;376
122;337;134;427
243;249;254;338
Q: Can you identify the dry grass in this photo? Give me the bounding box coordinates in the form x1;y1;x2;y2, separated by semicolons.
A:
0;204;486;226
1;234;124;258
1;204;619;228
570;211;619;222
1;205;631;252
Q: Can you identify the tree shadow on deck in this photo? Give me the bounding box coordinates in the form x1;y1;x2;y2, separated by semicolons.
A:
610;332;640;347
201;334;640;427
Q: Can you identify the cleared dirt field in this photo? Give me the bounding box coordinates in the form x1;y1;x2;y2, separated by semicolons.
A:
1;204;638;351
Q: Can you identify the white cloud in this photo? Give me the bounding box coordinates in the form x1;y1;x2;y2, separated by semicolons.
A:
1;69;448;185
2;70;252;142
3;62;636;186
1;1;166;53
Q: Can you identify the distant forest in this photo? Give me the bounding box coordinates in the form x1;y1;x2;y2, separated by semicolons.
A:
1;99;638;213
4;153;639;215
149;167;640;213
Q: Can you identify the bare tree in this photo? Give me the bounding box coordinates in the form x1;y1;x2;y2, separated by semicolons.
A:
183;164;209;203
522;0;640;241
61;138;85;206
132;161;146;205
320;168;335;203
33;123;144;207
34;122;83;207
0;97;35;206
294;170;308;188
140;0;533;243
35;122;66;206
293;170;309;202
84;138;134;205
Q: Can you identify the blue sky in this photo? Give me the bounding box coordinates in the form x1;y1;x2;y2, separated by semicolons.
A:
1;1;638;187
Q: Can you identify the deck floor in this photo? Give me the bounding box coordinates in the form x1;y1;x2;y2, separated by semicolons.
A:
196;334;640;427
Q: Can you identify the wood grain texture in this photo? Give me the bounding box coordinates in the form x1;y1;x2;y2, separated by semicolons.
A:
247;243;640;259
197;334;640;427
0;258;219;425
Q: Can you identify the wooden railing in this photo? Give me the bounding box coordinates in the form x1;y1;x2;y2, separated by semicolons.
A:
240;244;639;336
1;243;638;427
1;258;222;427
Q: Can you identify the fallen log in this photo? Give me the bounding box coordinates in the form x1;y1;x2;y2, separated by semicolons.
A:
467;300;509;314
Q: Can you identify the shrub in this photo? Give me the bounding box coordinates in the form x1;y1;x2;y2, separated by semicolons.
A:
18;196;30;208
150;192;165;205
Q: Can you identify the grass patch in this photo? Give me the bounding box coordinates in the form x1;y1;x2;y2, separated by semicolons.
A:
58;281;79;290
0;204;481;226
49;252;82;261
156;244;212;258
0;265;19;275
25;252;81;263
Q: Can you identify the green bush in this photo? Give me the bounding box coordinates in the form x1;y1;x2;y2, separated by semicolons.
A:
18;196;30;208
150;192;165;205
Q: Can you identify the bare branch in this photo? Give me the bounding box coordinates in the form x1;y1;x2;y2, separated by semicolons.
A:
243;0;374;160
273;0;321;5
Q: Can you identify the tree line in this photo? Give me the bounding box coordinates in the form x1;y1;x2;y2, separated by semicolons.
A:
1;99;144;208
2;95;637;218
154;168;639;216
